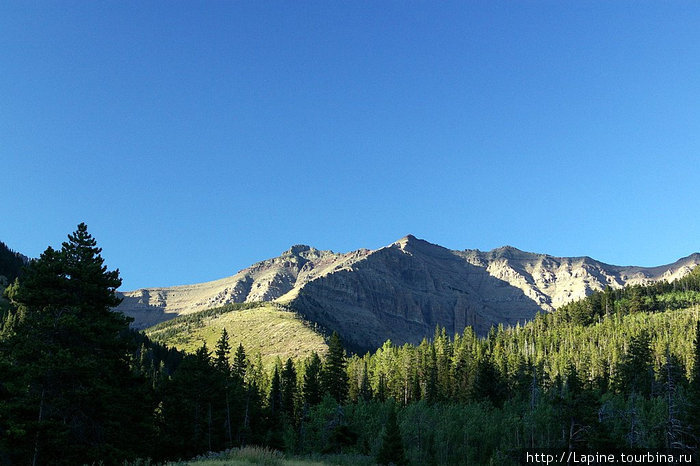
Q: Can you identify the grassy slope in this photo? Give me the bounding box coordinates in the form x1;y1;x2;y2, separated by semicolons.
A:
146;302;328;364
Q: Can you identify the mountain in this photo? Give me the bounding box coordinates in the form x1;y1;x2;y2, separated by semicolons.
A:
0;241;29;287
117;244;370;329
144;302;329;365
0;242;30;313
116;235;700;350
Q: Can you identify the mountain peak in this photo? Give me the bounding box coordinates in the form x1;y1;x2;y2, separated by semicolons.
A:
492;245;525;256
285;244;313;256
494;245;521;252
390;235;459;260
117;236;700;348
479;245;546;263
393;234;432;249
397;233;418;243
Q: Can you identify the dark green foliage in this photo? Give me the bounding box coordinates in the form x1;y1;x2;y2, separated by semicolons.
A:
557;364;599;451
320;402;358;454
148;264;700;461
424;345;438;405
321;332;349;404
325;422;359;454
659;351;690;450
281;358;298;418
214;328;232;374
359;362;373;402
4;226;700;464
265;366;284;449
214;329;235;448
409;371;421;403
616;330;654;397
303;352;323;406
268;366;282;417
0;224;151;465
688;322;700;441
470;354;508;407
376;373;387;402
233;342;247;381
557;266;700;325
0;240;26;284
377;403;407;465
158;343;218;458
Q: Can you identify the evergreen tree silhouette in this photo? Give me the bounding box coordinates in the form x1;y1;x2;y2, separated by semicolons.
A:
377;403;407;465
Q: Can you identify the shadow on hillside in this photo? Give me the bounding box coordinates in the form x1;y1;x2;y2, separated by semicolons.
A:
115;293;174;330
289;242;544;352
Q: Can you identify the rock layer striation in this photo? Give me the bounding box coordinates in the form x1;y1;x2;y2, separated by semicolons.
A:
116;236;700;350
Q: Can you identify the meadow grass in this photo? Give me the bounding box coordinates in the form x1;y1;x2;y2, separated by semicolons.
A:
162;446;376;466
146;304;328;365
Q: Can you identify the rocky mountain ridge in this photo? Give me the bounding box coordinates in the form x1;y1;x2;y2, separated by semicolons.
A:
116;236;700;349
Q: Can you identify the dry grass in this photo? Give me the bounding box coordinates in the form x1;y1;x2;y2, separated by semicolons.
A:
165;446;376;465
146;304;328;365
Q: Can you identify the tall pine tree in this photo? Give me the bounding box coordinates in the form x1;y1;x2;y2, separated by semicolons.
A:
321;332;349;404
303;352;323;406
281;358;298;419
0;224;152;465
377;403;407;466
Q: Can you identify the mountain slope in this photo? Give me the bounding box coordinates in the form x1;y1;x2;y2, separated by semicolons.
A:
145;302;328;364
118;245;370;329
458;246;700;311
0;242;30;312
0;241;29;287
116;236;700;350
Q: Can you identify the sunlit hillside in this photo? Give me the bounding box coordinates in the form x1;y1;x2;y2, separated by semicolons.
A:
145;302;329;364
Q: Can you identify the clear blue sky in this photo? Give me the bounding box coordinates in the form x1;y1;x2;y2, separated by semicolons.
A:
2;2;700;290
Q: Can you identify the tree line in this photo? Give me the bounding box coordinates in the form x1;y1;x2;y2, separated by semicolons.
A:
2;225;700;465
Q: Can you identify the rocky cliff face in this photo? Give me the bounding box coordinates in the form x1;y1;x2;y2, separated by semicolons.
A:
116;235;700;350
117;244;371;329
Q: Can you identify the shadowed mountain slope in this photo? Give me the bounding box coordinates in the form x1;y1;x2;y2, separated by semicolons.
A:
0;241;29;286
116;235;700;350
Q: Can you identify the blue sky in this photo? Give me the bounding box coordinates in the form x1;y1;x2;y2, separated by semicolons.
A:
2;2;700;290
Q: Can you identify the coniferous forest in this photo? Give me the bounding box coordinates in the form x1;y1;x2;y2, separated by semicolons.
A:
2;226;700;465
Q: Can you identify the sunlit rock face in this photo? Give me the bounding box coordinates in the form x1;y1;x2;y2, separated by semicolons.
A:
116;235;700;350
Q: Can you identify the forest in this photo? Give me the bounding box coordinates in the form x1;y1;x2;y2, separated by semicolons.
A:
0;241;27;316
1;225;700;465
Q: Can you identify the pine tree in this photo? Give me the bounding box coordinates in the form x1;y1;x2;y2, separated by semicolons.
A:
303;352;323;406
434;327;452;399
281;358;297;418
425;345;438;405
377;372;388;402
616;330;654;397
268;366;282;417
661;351;688;450
243;379;265;447
470;353;508;407
160;344;221;458
266;366;284;449
232;343;247;383
688;321;700;442
0;224;152;464
214;328;232;374
214;328;234;447
410;371;421;403
558;364;597;452
359;362;374;402
321;332;349;404
377;403;407;465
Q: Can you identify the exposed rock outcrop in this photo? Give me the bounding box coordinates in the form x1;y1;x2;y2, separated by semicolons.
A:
116;235;700;350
